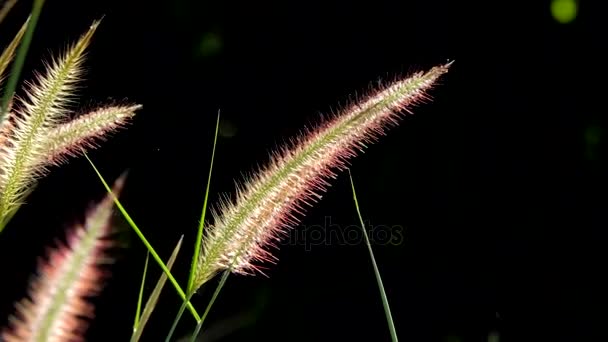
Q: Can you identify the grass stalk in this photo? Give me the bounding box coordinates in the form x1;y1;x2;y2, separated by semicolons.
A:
189;270;230;342
164;292;194;342
133;251;150;330
187;110;220;293
166;112;221;341
84;152;201;322
132;236;184;342
349;170;398;342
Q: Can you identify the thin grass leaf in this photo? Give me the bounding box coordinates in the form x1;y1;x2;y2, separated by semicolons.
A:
0;17;29;84
187;110;220;294
133;251;149;331
131;236;183;342
167;262;233;342
0;0;45;122
84;152;201;322
167;113;221;341
349;170;398;342
1;175;123;341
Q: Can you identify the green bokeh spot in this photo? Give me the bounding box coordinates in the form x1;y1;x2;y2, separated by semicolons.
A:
219;119;237;138
551;0;578;24
585;125;601;146
584;124;601;161
488;331;500;342
197;32;222;57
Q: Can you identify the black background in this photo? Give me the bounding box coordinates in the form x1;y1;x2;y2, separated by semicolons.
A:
0;0;606;341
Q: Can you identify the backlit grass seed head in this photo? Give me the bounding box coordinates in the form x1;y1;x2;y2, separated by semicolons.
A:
40;104;141;165
194;62;452;287
1;176;124;342
0;20;141;232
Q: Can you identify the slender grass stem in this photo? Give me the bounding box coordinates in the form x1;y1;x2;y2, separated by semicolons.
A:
133;252;149;330
165;111;221;341
164;292;194;342
349;170;398;342
84;152;201;321
187;110;220;293
132;237;184;342
190;270;230;342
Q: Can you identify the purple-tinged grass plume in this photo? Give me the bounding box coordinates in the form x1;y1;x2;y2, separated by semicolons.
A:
39;104;141;165
194;62;452;288
1;176;124;342
0;20;140;232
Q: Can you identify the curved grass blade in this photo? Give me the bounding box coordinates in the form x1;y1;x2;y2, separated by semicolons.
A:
84;152;201;322
132;235;184;342
348;170;398;342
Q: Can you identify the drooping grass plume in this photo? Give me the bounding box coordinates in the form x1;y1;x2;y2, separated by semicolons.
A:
194;62;452;288
0;20;141;232
1;176;124;342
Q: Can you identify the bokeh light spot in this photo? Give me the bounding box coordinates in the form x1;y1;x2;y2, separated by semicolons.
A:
219;119;237;138
584;124;601;161
197;32;222;57
585;125;601;146
551;0;578;24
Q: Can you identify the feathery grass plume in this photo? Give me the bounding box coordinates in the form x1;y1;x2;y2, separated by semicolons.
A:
194;62;452;288
1;176;124;342
0;20;141;232
39;105;141;164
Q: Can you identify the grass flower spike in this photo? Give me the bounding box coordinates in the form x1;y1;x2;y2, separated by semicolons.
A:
1;176;124;342
40;104;141;164
194;62;451;288
0;20;141;232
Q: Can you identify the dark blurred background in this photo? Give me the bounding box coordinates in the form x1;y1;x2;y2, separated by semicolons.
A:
0;0;606;341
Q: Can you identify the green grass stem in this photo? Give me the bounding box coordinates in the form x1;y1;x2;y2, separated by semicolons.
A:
349;170;398;342
84;152;201;322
